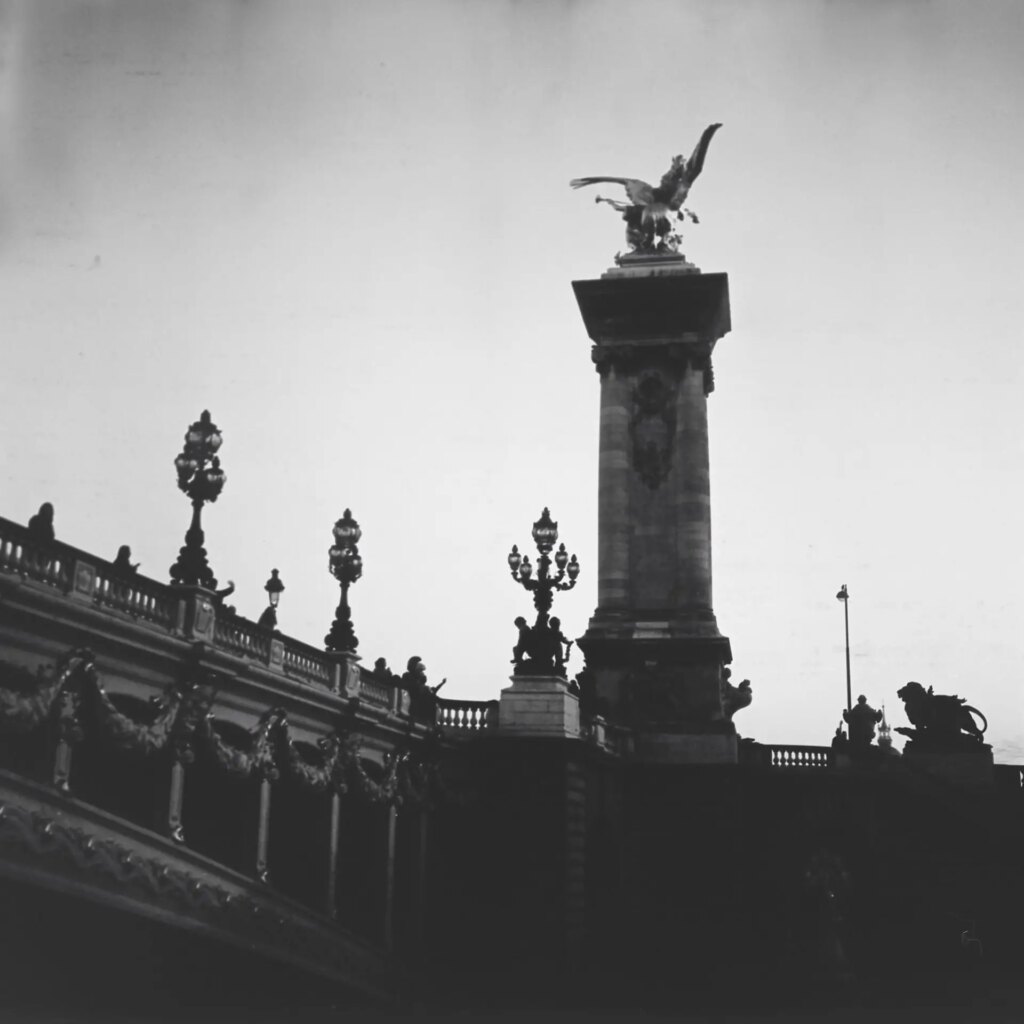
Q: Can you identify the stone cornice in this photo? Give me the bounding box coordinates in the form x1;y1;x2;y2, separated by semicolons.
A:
572;271;731;346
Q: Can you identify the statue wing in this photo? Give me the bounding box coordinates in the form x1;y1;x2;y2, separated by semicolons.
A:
570;176;655;206
667;123;722;208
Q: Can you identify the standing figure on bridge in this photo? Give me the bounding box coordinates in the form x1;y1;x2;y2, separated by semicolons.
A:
843;695;882;750
27;502;55;542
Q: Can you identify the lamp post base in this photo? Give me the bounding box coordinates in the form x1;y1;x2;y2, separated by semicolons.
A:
498;676;580;739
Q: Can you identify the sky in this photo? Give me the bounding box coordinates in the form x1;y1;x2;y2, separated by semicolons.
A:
1;0;1022;759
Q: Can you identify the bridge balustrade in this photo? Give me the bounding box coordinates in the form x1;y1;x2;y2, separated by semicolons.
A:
0;516;442;958
767;744;832;769
436;698;498;733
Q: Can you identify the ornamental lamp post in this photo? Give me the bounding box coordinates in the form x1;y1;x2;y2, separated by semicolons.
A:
507;508;581;676
258;569;284;630
325;509;362;653
169;410;226;589
836;583;852;714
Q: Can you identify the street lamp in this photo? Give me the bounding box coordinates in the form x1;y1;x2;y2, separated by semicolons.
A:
508;508;580;676
325;509;362;652
258;569;284;630
169;410;226;588
836;583;852;714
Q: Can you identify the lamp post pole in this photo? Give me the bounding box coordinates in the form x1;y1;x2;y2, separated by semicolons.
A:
836;584;851;714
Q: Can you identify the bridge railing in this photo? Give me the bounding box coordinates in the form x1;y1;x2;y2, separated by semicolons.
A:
358;672;396;711
0;517;72;591
93;565;179;628
0;515;399;702
436;698;498;733
213;609;274;662
281;636;334;690
766;744;832;769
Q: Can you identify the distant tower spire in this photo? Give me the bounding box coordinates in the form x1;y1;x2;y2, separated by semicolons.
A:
877;705;893;753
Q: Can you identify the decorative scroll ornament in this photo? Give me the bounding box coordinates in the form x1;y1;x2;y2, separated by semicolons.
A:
630;373;676;489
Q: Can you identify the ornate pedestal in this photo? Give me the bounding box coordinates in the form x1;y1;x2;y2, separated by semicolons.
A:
573;261;737;760
498;676;581;739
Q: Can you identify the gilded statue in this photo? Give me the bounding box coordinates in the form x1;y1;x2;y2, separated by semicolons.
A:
570;123;722;256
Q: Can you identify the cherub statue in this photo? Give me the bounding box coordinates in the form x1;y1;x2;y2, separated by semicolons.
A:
511;616;531;666
549;617;573;674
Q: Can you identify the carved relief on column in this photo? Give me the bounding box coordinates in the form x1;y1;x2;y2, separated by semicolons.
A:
630;371;676;490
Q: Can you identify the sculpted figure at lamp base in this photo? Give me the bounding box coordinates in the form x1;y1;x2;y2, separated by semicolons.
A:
511;614;573;679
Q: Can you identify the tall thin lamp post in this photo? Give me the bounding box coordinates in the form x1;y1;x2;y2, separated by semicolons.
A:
836;584;851;714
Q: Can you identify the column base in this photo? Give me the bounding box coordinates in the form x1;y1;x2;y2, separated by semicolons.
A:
498;676;580;739
576;629;732;728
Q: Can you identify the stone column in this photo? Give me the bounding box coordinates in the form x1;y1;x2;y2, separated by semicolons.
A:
326;791;341;919
255;776;272;883
573;263;737;762
596;365;632;613
383;805;397;953
167;759;186;843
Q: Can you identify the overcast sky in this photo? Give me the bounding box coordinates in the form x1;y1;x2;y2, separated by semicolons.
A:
1;0;1022;758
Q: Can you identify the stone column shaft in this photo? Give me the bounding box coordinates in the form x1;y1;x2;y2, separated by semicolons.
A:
672;362;713;614
597;366;632;611
383;805;397;953
327;792;341;919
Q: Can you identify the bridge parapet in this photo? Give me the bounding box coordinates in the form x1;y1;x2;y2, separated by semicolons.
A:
0;515;454;997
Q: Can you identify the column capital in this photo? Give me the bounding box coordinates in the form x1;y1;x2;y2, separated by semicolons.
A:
572;271;730;348
591;342;715;394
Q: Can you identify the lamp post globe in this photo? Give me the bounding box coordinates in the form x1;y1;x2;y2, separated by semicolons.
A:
258;569;284;630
